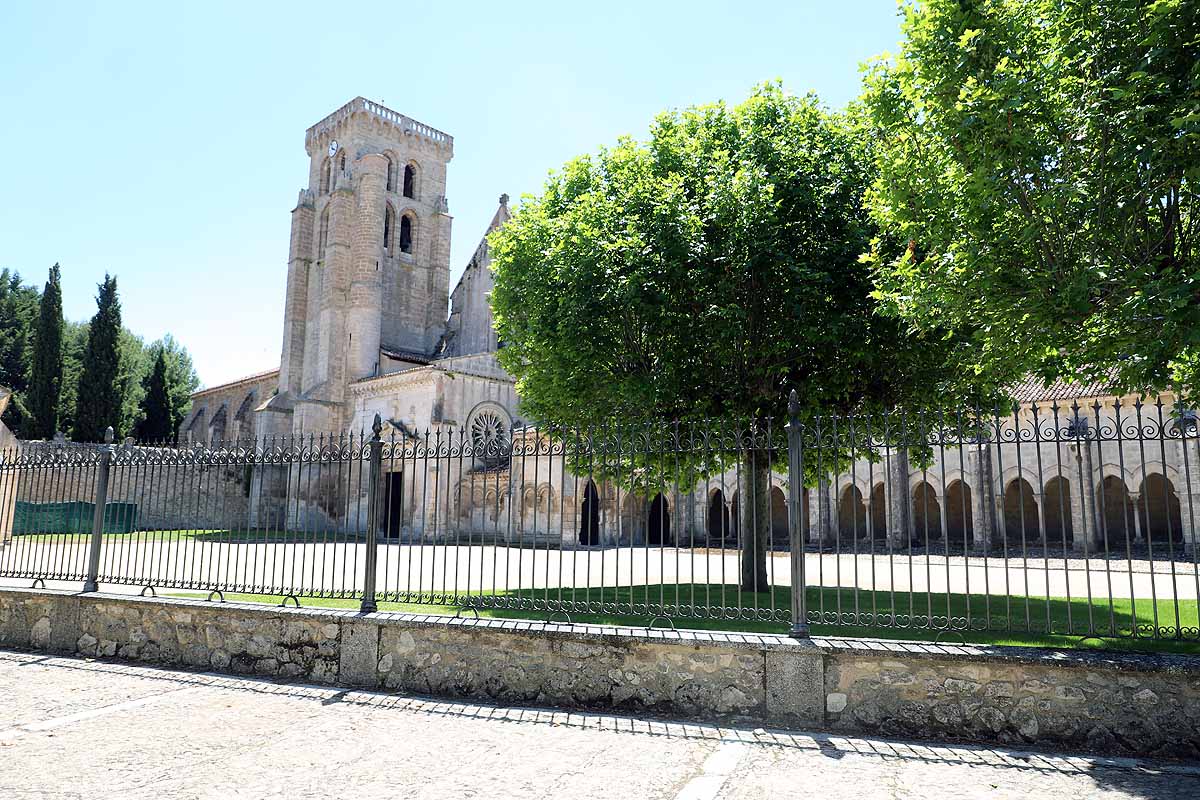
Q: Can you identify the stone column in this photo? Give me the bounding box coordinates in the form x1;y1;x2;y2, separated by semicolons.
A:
1175;436;1200;555
807;484;821;544
886;448;910;547
967;448;996;553
814;479;834;545
1069;439;1096;554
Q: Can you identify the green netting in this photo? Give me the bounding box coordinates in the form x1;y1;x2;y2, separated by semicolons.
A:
13;501;138;535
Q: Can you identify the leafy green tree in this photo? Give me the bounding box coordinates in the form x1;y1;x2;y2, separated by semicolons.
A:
26;264;64;439
136;347;173;441
862;0;1200;395
490;84;962;590
133;338;198;441
0;269;41;433
73;275;124;441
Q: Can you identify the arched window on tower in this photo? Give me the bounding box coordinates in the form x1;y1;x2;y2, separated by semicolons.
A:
384;154;396;192
338;151;346;174
383;204;395;252
403;163;416;198
318;206;330;257
399;213;413;254
319;158;331;194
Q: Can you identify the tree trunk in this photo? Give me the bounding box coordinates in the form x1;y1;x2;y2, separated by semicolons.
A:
739;447;770;592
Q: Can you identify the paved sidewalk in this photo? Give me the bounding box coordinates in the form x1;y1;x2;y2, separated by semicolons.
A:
1;650;1196;799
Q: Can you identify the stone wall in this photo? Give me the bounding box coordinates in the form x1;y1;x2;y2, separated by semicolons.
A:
822;641;1200;759
12;442;253;531
1;587;1197;757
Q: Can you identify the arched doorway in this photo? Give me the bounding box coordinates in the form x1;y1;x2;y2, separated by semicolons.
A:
912;481;942;541
1138;474;1184;543
838;485;867;539
1002;478;1039;544
1043;477;1074;546
869;483;887;541
770;486;788;546
707;489;730;543
579;480;600;546
647;493;670;545
1098;476;1136;544
945;480;972;550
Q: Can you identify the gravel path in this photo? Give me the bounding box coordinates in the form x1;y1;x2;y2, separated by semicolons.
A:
1;649;1198;799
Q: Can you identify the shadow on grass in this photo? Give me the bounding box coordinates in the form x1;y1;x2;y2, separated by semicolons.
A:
171;582;1200;655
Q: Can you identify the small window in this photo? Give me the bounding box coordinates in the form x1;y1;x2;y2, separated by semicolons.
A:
338;151;346;173
403;164;416;198
399;214;413;254
320;158;331;194
385;155;395;192
383;205;395;251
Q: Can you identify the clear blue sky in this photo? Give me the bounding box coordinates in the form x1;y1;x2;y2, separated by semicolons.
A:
0;1;904;388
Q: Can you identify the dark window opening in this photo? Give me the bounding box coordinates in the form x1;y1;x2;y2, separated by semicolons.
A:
399;215;413;254
403;164;416;198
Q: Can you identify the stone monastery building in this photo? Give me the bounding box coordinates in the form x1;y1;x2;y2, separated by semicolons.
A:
179;98;1199;554
181;97;517;453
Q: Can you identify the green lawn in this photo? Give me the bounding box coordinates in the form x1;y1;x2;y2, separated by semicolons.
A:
171;582;1200;655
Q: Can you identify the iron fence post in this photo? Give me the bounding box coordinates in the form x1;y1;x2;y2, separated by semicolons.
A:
785;390;809;638
360;414;383;613
82;426;115;593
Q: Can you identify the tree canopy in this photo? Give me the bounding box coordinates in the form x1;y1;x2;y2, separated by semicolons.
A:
862;0;1200;396
490;83;961;430
489;83;967;587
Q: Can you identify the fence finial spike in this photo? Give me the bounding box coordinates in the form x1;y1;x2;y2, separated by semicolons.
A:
372;413;383;438
104;426;114;444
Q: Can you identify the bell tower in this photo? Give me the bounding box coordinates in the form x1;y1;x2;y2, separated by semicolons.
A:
261;98;455;434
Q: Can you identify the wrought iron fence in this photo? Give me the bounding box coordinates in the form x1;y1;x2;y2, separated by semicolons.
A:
0;392;1197;642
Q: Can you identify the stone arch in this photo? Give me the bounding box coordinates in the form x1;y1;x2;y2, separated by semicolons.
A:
1138;473;1184;543
579;480;600;546
945;480;972;550
403;162;418;199
233;391;256;422
186;406;206;441
320;157;331;194
208;404;228;445
1043;476;1074;546
838;484;867;539
1002;477;1039;544
1097;475;1136;543
707;488;731;543
769;486;788;545
647;492;671;545
912;481;942;541
1130;461;1182;490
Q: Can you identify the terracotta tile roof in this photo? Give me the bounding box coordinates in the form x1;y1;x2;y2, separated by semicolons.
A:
1008;367;1123;404
192;368;280;398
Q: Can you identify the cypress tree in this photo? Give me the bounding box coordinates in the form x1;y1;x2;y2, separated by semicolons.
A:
136;347;173;442
27;264;64;439
73;275;124;441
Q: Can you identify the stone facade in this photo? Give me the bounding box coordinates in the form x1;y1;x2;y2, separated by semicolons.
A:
177;369;279;446
3;587;1197;756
